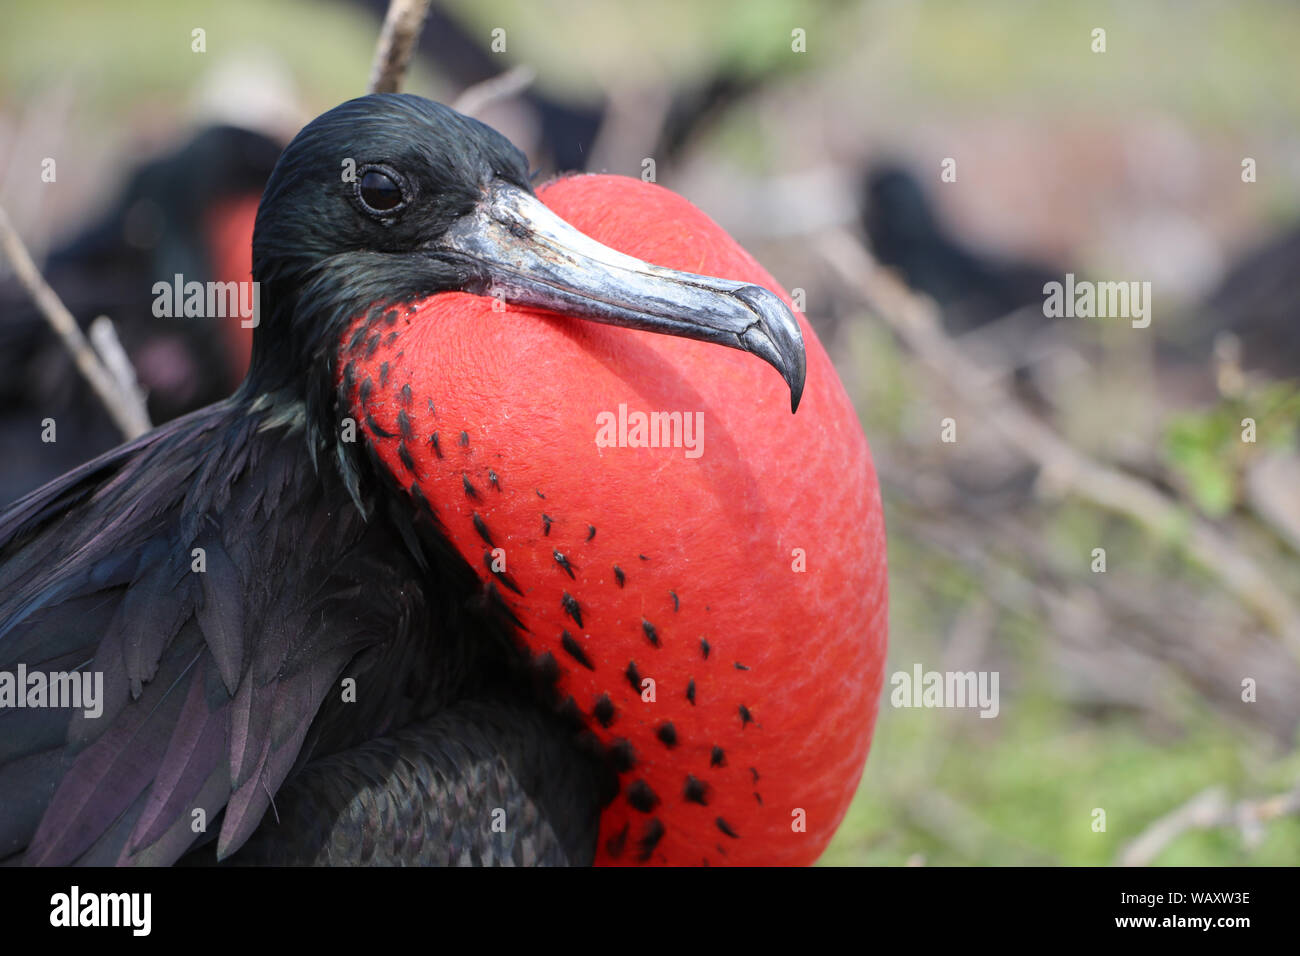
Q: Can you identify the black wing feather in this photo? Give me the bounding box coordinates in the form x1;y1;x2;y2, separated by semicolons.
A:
0;401;392;865
1;393;610;866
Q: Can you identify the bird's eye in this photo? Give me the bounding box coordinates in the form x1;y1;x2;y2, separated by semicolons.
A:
357;168;405;214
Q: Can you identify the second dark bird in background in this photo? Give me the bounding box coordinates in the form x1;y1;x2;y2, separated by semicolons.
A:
1178;224;1300;381
861;163;1061;336
0;125;282;504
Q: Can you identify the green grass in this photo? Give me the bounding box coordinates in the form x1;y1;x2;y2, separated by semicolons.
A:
0;0;385;110
824;693;1300;865
823;312;1300;866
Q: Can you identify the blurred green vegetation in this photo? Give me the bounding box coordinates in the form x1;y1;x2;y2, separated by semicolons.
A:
827;700;1300;865
6;1;1300;126
824;316;1300;865
1165;384;1300;517
0;0;382;108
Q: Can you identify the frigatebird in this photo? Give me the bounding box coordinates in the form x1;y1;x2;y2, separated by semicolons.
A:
0;94;886;866
1180;223;1300;379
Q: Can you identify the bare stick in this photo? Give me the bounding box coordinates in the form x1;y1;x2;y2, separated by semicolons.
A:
1119;783;1300;865
452;65;537;118
368;0;432;95
818;228;1300;654
0;204;151;439
89;316;150;425
1119;787;1228;866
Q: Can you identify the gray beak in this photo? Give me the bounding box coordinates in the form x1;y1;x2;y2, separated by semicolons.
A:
438;183;806;412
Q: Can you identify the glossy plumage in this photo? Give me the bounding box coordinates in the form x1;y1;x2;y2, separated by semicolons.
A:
0;94;882;866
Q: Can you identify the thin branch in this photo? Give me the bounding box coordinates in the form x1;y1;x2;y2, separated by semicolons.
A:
368;0;432;95
818;228;1300;656
588;84;672;176
88;316;150;425
452;65;537;118
1119;782;1300;865
1245;451;1300;556
0;204;151;439
1119;787;1228;866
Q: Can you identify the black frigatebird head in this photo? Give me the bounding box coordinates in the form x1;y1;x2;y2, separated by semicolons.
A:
248;94;804;410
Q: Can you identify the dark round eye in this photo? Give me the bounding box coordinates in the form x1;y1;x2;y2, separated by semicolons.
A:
358;169;404;213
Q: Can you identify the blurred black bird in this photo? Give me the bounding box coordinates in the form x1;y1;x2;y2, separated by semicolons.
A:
1182;223;1300;380
0;125;281;505
861;163;1060;335
859;162;1072;504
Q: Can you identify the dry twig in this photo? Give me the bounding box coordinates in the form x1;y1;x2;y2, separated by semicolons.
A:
1119;782;1300;865
0;204;151;439
818;228;1300;656
368;0;432;95
452;65;537;118
88;316;149;426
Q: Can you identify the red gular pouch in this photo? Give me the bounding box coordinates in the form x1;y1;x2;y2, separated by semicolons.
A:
338;174;887;866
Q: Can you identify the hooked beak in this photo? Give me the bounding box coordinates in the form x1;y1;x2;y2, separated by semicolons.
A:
438;183;806;412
